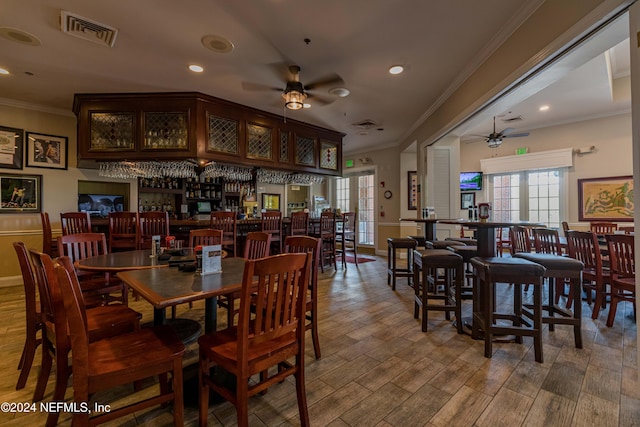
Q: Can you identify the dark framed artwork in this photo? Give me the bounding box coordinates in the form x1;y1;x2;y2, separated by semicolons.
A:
0;125;24;169
461;192;476;209
578;175;633;222
0;173;42;213
408;171;417;210
26;132;68;170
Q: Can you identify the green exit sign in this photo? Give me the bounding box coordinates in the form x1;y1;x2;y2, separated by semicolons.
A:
515;147;528;155
345;159;354;168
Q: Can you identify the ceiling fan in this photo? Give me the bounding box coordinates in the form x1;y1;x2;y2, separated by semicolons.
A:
242;65;346;110
475;116;530;148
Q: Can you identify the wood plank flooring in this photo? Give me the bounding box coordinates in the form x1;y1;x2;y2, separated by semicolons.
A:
0;254;637;426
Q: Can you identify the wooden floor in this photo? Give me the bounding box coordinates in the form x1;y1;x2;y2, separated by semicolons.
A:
0;254;638;426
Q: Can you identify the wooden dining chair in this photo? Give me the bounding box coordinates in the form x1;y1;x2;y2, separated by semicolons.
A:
605;233;636;327
619;225;634;234
198;252;312;427
138;211;170;250
319;211;337;271
108;211;139;252
210;211;237;257
29;250;141;426
337;211;357;268
13;242;43;391
60;211;92;235
533;227;564;255
285;235;322;359
40;212;58;257
290;211;310;236
261;211;283;254
189;228;223;248
496;227;511;257
566;230;610;318
57;232;128;306
510;225;532;255
218;231;272;327
54;256;185;427
590;221;617;235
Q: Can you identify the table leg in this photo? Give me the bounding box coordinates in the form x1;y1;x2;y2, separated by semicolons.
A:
204;296;217;334
153;308;166;326
423;222;436;241
475;227;496;257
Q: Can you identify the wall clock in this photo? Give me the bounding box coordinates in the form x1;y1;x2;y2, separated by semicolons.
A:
384;190;392;199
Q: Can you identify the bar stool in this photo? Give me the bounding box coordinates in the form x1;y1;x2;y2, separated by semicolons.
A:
413;249;464;332
513;252;583;348
407;235;426;249
470;257;546;363
447;245;478;299
387;238;417;290
425;240;465;249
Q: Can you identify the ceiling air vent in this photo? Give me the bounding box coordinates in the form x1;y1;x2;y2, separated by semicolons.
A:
352;119;379;130
501;115;524;123
60;11;118;47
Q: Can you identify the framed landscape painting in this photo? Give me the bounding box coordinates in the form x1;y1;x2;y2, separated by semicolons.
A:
578;175;633;222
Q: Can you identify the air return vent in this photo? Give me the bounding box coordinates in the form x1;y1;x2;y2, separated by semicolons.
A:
352;119;379;129
501;115;523;123
60;11;118;47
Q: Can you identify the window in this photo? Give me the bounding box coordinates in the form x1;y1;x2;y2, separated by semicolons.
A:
335;177;349;213
358;174;375;245
490;169;561;228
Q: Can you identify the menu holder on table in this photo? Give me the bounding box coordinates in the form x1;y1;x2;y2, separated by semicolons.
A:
201;244;222;275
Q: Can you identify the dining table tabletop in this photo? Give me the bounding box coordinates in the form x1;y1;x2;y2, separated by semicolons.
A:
117;257;246;333
74;248;170;272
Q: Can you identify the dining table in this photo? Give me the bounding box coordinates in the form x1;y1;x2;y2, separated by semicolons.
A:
117;257;246;334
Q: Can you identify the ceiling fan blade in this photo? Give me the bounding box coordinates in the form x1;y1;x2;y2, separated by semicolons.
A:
306;93;334;106
241;81;282;92
501;127;516;135
304;73;344;91
503;132;530;138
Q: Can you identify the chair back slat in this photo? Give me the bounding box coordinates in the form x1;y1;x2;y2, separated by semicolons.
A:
238;253;311;348
210;211;237;256
533;228;563;255
60;212;92;235
244;232;271;260
108;211;139;251
510;226;531;254
606;234;635;279
138;211;169;249
567;230;602;271
189;228;223;248
290;211;310;236
590;222;617;235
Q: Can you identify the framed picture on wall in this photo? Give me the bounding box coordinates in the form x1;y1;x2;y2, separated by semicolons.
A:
0;173;42;213
461;192;475;209
578;175;633;221
26;132;68;170
408;171;417;210
0;125;24;169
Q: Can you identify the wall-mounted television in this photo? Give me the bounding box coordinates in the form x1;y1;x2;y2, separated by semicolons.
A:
78;194;125;217
460;172;483;191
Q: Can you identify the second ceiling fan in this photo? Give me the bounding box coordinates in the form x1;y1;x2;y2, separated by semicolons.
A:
476;116;530;148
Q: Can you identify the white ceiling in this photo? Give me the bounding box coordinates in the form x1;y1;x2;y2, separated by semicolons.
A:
0;1;630;156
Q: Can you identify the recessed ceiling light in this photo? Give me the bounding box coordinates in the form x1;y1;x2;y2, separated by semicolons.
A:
201;34;234;54
0;68;9;75
189;64;204;73
389;65;404;75
0;27;41;46
539;105;550;111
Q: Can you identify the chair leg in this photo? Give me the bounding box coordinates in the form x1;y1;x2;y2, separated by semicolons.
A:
606;293;619;327
45;353;69;427
198;355;209;427
16;334;40;390
172;359;184;426
310;309;321;359
295;353;310;427
33;342;52;402
236;374;250;427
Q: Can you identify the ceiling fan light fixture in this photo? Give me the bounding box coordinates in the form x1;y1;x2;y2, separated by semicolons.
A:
487;138;502;148
283;89;307;110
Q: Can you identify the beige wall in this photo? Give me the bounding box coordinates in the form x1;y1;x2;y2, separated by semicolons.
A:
0;104;137;285
460;113;632;227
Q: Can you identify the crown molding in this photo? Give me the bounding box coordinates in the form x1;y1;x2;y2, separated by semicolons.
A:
0;97;75;118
